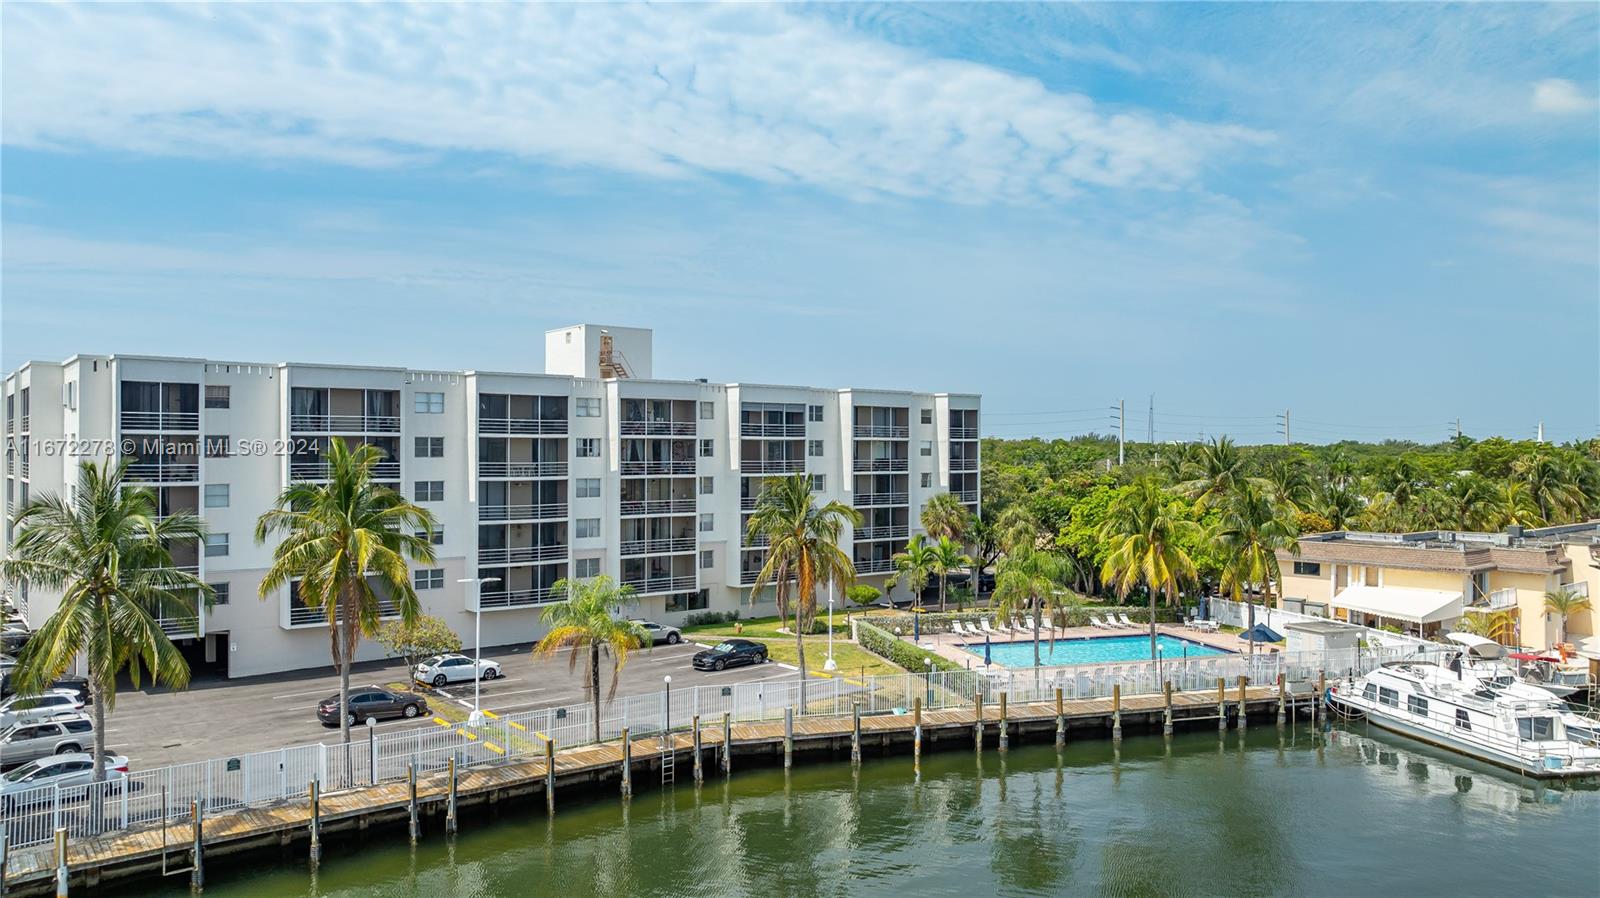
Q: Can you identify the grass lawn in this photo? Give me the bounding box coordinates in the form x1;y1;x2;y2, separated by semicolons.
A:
682;613;904;678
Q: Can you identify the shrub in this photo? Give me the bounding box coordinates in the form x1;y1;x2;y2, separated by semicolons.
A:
684;609;741;627
846;585;882;607
856;619;963;672
377;615;462;671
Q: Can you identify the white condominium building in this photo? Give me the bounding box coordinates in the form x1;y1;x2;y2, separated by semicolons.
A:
2;324;980;678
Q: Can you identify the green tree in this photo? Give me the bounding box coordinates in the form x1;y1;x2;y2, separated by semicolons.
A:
1316;483;1362;531
256;439;436;745
1;460;212;783
1421;474;1494;531
886;536;936;607
845;584;882;607
377;614;463;672
1514;453;1583;525
1261;456;1315;512
1176;436;1259;510
1098;477;1200;657
1543;588;1592;646
1213;484;1300;654
928;535;974;613
533;576;646;742
992;544;1071;667
1376;455;1425;511
745;473;861;696
1457;609;1517;645
1487;480;1542;530
920;492;972;543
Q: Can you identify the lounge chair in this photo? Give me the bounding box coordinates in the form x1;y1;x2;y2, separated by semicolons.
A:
952;621;973;638
979;619;997;637
1118;613;1138;629
1088;615;1108;630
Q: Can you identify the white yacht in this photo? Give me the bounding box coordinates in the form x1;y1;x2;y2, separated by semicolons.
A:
1328;662;1600;778
1443;631;1591;699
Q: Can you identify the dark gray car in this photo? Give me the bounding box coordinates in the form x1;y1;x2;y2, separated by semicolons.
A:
316;688;429;727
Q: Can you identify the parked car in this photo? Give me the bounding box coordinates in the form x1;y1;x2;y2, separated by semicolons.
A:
0;715;95;768
0;753;128;808
316;688;429;727
0;691;86;729
632;620;682;646
691;639;768;671
0;672;90;703
0;627;29;654
412;654;501;687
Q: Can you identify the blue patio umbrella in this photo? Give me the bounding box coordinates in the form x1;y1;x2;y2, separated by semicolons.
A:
913;610;921;643
1238;623;1284;643
984;633;992;667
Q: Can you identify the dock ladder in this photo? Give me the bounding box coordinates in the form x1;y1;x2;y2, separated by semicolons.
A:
660;734;676;785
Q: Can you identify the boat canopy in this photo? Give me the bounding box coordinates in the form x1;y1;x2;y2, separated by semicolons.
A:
1333;585;1463;625
1444;632;1506;659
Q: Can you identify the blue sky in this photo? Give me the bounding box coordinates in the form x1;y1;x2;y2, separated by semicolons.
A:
3;3;1596;444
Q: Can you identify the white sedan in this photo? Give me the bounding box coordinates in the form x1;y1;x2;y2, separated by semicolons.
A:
0;753;129;808
413;654;501;687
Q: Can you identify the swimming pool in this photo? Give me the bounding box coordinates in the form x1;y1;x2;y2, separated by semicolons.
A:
961;634;1231;668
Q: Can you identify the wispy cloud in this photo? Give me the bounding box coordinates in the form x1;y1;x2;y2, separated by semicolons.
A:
1533;78;1598;114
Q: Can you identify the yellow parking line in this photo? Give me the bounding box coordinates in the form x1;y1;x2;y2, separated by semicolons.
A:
483;741;505;755
534;731;549;741
458;730;479;741
810;671;834;679
431;717;450;727
508;721;527;732
482;710;501;719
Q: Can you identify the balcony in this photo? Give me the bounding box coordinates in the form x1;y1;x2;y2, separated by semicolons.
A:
479;588;562;610
620;421;697;436
619;537;697;557
291;460;399;481
740;496;758;511
478;502;568;522
289;413;401;433
620;460;696;476
949;426;980;440
620;498;695;516
622;574;698;596
126;463;201;483
478;417;567;435
289;600;402;628
740;531;771;547
740;423;805;438
949;457;979;473
853;458;908;473
854;525;908;541
854;492;908;507
854;558;895;575
478;545;568;565
120;410;200;431
479;461;567;478
853;424;908;439
742;459;804;474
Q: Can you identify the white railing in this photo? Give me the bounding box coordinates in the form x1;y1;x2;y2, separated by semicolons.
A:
1478;587;1520;610
289;414;401;433
479;461;567;478
949;426;980;440
620;421;697;436
621;460;696;476
622;574;697;595
949;458;979;472
740;423;805;438
119;410;200;431
288;601;401;627
855;492;908;507
478;503;567;522
1207;598;1437;650
478;417;566;435
741;459;804;474
853;458;908;472
290;460;399;481
956;489;979;502
479;588;561;610
855;525;908;541
477;545;567;565
854;424;908;439
619;537;697;556
125;463;200;483
855;558;895;574
620;498;695;516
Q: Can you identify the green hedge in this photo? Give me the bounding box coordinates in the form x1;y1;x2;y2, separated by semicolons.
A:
855;619;964;672
875;605;1178;635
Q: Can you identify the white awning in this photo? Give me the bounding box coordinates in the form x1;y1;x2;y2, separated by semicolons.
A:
1332;585;1463;625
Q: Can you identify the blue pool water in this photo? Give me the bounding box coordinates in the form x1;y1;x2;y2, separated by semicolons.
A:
962;634;1231;668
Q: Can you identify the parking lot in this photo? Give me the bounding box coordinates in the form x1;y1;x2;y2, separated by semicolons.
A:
94;637;802;768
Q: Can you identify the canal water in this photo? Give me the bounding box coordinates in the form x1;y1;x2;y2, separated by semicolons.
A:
134;723;1598;898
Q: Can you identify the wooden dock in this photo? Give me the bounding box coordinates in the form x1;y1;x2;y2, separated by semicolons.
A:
2;684;1292;895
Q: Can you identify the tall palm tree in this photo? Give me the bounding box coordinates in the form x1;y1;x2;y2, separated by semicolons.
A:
1376;455;1424;511
1176;436;1259;510
1324;447;1358;491
927;535;974;613
745;473;861;696
1422;474;1494;531
1543;588;1592;646
533;576;647;742
1458;609;1518;646
1316;483;1363;531
256;439;436;745
1098;477;1200;658
886;536;936;608
920;492;972;543
1514;454;1583;525
1213;484;1300;655
992;547;1070;668
1;460;211;783
1261;457;1315;512
1487;480;1543;530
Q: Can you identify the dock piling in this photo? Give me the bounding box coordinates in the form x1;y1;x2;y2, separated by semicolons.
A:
1055;687;1065;748
407;764;419;844
308;781;321;865
1111;684;1122;742
1163;681;1174;737
1237;676;1249;731
620;729;632;799
692;715;704;783
784;708;794;769
973;693;984;754
998;693;1009;753
1316;670;1326;723
53;828;66;898
721;713;732;775
1216;677;1227;731
1277;673;1286;726
544;738;556;816
190;799;203;892
851;703;862;765
445;757;459;834
912;697;923;774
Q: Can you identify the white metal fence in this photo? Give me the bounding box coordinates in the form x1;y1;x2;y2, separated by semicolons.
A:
1207;598;1438;650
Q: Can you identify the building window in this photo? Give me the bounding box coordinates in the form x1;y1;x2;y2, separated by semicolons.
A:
415;528;444;546
576;438;600;458
209;582;230;605
574;557;600;578
807;404;824;422
575;517;601;539
1292;561;1322;576
415;481;444;502
700;513;714;532
575;398;601;417
204;484;230;508
699;476;714;495
205;435;230;458
665;589;710;613
414;436;444;458
701;550;714;569
205;385;230;409
414;392;444;414
808;440;823;457
921;408;933;425
812;474;825;492
920;473;932;488
920;440;933;457
414;568;445;590
204;533;229;557
576;477;601;498
699;439;714;458
699;401;714;420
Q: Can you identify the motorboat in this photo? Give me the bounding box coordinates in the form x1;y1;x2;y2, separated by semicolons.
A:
1443;632;1588;700
1439;634;1599;745
1327;662;1600;778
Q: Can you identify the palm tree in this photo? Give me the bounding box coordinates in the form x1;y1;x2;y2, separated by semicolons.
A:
1261;457;1315;512
533;576;647;742
886;536;936;608
1324;447;1358;491
1176;436;1259;510
1098;477;1200;658
992;547;1070;668
256;439;436;746
1422;474;1494;531
1376;455;1424;511
1543;588;1592;646
1458;609;1518;645
1316;483;1363;531
1;461;212;783
927;536;974;613
744;473;861;696
1487;480;1542;530
920;492;972;543
1514;454;1583;525
1213;484;1300;655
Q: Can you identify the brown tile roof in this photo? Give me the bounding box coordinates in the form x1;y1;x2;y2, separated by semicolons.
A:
1277;542;1565;574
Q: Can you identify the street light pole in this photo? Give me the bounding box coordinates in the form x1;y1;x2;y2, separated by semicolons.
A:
824;578;838;672
457;576;501;726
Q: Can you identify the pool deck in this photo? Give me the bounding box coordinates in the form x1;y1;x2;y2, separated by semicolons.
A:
915;623;1264;669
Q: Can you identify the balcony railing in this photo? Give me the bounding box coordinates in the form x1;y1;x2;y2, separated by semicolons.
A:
949;458;979;473
854;525;908;541
853;424;908;439
126;463;201;483
622;574;698;595
620;460;696;476
742;459;804;474
852;458;908;473
289;600;403;628
478;417;567;435
479;588;562;610
620;498;696;516
854;492;908;507
740;423;805;438
18;416;28;432
291;460;399;481
854;558;895;575
619;537;697;556
740;496;758;511
956;489;979;503
620;421;697;436
949;426;980;440
740;531;770;547
478;502;568;522
120;410;200;431
289;413;401;433
479;461;568;478
478;545;568;565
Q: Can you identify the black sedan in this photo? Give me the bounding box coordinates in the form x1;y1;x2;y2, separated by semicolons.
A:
691;639;769;671
316;688;429;727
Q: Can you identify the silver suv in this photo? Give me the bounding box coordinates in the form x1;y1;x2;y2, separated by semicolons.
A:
0;715;94;769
